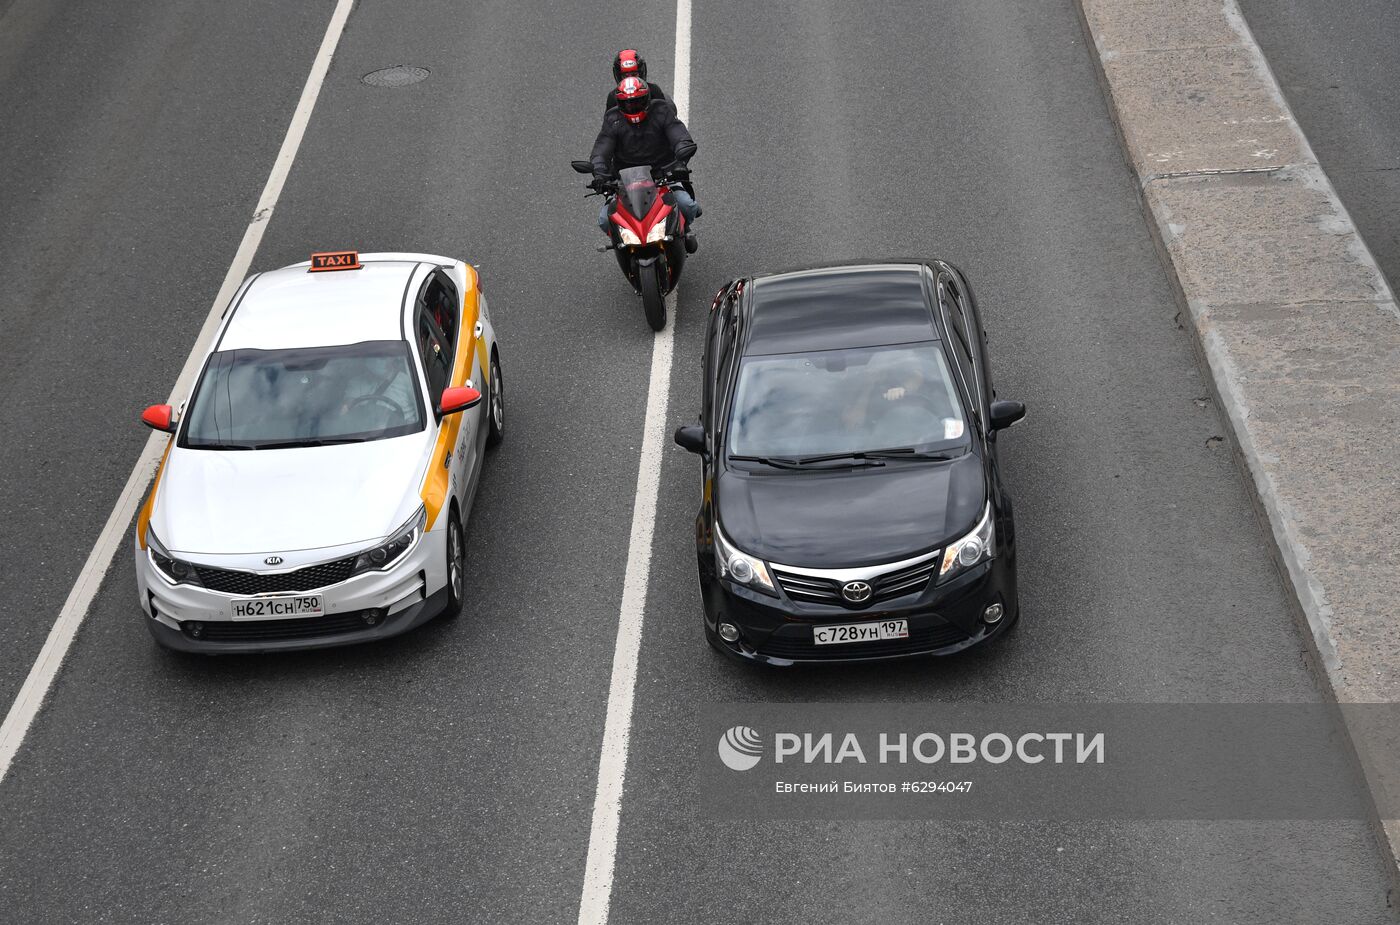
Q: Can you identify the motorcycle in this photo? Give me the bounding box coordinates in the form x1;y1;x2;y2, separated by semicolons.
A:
571;156;695;331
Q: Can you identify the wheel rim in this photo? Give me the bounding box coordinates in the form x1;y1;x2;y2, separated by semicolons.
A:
490;360;503;431
448;517;464;602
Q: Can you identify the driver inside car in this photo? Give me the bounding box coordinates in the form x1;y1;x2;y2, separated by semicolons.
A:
332;354;418;434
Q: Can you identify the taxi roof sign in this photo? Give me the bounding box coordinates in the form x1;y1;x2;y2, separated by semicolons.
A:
309;250;361;272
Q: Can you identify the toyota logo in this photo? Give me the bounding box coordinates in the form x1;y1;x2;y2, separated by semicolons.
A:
264;556;284;566
841;580;873;603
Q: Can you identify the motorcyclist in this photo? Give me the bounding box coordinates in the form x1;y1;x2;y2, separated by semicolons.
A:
604;49;666;114
590;76;700;248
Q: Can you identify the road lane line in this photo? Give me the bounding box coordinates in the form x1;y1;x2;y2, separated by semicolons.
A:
0;0;357;785
576;2;690;922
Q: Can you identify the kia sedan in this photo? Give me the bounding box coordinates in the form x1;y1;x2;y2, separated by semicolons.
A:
134;250;504;652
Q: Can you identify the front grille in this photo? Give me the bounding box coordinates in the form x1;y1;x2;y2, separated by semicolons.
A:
755;620;969;661
771;554;940;606
769;568;841;603
194;556;357;595
182;610;374;643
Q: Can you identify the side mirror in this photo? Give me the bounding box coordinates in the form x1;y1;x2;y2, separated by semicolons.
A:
989;399;1026;431
141;404;177;433
438;386;483;416
570;160;594;174
673;424;706;455
674;141;697;161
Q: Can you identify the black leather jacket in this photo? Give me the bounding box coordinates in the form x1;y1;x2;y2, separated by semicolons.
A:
589;99;696;177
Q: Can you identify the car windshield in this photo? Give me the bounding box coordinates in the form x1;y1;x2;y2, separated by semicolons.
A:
182;340;425;450
727;341;969;460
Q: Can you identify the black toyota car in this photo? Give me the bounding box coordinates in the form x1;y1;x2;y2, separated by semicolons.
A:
674;261;1026;665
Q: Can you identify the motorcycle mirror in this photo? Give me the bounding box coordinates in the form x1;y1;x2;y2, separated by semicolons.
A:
571;160;594;174
674;141;697;160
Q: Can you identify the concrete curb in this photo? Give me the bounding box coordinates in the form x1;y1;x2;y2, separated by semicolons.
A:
1075;0;1400;884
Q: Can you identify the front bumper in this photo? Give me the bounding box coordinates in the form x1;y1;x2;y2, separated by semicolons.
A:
133;525;449;654
698;555;1018;666
144;588;449;654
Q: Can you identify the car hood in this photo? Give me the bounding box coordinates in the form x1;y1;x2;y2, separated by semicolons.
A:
715;453;986;568
151;435;432;556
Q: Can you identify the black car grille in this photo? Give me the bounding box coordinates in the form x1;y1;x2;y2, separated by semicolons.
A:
755;620;969;661
194;556;357;595
771;554;941;606
181;611;374;643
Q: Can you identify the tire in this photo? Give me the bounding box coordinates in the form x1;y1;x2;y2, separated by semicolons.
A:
640;261;667;331
442;505;466;619
486;351;504;447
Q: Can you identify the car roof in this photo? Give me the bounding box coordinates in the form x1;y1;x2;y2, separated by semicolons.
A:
743;263;937;356
217;259;420;351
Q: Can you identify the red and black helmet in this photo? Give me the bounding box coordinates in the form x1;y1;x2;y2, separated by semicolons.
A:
612;48;647;83
616;76;651;123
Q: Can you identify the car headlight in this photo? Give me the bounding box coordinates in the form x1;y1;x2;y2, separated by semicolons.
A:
350;507;426;576
938;503;995;583
713;522;777;596
617;227;642;246
645;222;667;244
146;529;202;586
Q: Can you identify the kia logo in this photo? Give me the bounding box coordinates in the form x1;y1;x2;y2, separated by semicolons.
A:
264;556;284;566
841;580;873;603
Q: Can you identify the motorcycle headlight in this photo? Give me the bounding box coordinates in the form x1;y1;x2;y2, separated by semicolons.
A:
617;227;642;246
351;507;426;576
645;222;667;244
147;529;202;586
713;522;777;596
938;503;995;583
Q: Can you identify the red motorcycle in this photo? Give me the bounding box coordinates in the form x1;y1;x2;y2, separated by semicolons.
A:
572;159;694;331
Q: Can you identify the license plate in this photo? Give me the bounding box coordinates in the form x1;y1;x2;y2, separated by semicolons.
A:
813;619;909;645
230;595;323;620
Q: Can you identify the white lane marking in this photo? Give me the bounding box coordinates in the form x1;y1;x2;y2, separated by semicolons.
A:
576;2;690;922
0;0;357;785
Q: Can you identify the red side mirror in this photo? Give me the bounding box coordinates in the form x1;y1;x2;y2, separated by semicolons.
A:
141;404;176;433
438;386;483;416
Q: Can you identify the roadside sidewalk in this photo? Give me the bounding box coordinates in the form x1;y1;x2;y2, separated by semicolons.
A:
1076;0;1400;877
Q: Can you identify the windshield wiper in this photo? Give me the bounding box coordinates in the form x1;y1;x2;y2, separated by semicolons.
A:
254;436;373;449
732;453;886;470
727;454;812;470
771;447;959;467
855;447;961;461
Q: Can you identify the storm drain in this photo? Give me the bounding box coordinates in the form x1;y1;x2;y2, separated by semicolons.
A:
362;65;430;88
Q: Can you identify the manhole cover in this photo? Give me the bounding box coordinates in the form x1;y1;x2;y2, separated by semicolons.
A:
362;65;430;88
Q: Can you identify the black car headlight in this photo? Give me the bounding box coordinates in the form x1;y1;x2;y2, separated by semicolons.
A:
713;522;777;597
350;507;426;576
147;529;202;586
937;503;995;584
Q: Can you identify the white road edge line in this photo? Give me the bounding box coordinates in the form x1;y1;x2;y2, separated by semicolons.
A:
0;0;358;785
576;2;690;922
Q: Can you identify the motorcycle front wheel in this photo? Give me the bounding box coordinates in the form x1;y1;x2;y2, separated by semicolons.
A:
639;260;667;331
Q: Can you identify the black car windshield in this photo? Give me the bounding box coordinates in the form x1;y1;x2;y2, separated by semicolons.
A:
182;341;425;449
727;342;969;460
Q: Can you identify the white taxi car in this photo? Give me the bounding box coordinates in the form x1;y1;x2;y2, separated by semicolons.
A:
134;250;504;652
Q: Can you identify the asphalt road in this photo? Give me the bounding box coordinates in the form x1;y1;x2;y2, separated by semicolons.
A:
1239;0;1400;295
0;0;1395;923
